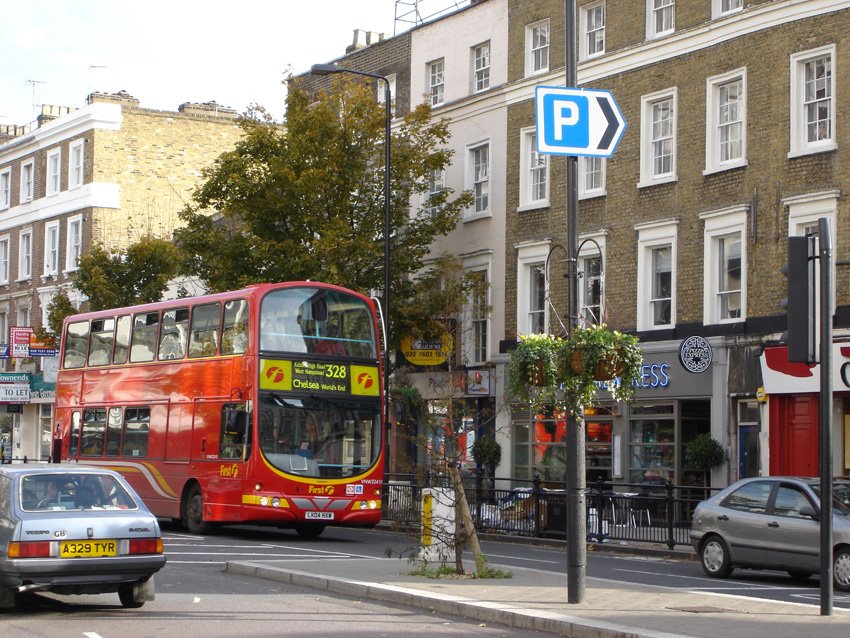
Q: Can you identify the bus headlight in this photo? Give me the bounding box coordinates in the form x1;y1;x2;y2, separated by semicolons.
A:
272;497;280;508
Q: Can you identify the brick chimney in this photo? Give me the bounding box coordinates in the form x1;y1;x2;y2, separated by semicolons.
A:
177;101;238;119
346;29;386;54
86;90;140;107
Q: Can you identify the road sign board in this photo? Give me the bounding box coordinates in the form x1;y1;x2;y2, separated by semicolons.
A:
535;86;626;157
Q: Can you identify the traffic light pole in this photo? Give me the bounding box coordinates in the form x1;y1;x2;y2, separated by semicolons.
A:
817;217;833;616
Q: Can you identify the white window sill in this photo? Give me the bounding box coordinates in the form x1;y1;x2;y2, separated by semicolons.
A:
463;211;492;223
517;201;549;213
16;277;31;284
637;174;677;189
787;143;837;159
638;323;674;332
579;190;607;201
703;160;747;176
62;267;79;276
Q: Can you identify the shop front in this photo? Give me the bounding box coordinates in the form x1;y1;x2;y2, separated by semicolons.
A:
511;336;726;490
760;343;849;477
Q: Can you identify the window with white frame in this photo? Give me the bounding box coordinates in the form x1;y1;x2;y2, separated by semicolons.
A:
43;221;60;278
66;215;83;271
46;149;61;197
472;42;490;93
785;191;838;316
468;142;490;215
69;140;84;189
705;69;746;174
429;59;445;107
377;74;396;117
579;156;606;199
790;45;836;157
423;168;445;216
18;229;32;280
647;0;674;39
0;236;9;285
519;128;548;209
17;304;30;329
525;20;550;76
636;220;677;331
466;269;489;364
581;2;605;59
578;234;606;326
0;169;10;209
517;242;551;335
701;207;746;324
639;88;677;186
712;0;742;18
21;160;34;203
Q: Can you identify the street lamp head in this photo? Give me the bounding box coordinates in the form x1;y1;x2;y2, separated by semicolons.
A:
310;64;342;76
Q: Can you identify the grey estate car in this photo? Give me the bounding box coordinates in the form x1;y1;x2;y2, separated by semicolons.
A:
690;476;850;591
0;465;166;610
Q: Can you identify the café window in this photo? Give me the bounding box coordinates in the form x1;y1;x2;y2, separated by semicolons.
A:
586;407;614;485
628;403;675;485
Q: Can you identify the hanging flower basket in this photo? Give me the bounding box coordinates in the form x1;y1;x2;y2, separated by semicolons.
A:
559;325;644;418
569;349;625;381
506;334;563;408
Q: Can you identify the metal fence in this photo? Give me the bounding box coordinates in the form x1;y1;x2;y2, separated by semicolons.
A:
382;473;722;549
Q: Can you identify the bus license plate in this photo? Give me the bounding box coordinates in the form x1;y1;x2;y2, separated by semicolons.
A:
60;540;118;558
305;512;334;520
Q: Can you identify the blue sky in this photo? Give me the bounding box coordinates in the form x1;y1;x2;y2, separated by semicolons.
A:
0;1;405;125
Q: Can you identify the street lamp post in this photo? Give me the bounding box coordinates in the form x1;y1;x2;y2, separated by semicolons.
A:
310;63;393;471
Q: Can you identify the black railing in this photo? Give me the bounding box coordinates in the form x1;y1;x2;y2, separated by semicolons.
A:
382;472;722;549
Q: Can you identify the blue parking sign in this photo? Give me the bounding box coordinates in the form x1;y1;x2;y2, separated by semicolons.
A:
535;86;626;157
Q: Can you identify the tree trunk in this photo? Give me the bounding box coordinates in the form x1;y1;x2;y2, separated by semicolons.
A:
446;462;483;575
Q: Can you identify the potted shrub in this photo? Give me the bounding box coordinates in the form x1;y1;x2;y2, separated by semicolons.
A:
506;334;563;409
471;435;502;478
684;433;726;472
560;324;643;418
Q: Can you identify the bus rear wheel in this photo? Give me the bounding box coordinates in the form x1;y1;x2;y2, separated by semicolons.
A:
294;524;326;539
184;484;211;535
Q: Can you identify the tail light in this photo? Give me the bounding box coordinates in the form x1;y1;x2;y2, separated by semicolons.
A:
7;541;53;558
128;538;163;555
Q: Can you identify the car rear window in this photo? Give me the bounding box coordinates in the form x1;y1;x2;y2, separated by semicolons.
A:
722;480;772;513
19;474;138;512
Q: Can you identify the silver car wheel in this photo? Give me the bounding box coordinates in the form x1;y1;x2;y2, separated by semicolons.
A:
700;536;732;578
834;548;850;592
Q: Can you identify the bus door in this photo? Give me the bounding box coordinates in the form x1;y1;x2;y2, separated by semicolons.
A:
195;402;250;523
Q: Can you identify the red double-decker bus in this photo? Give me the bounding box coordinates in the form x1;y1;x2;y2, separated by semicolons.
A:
54;282;384;538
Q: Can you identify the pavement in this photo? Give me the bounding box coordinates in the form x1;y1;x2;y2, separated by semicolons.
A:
225;539;850;637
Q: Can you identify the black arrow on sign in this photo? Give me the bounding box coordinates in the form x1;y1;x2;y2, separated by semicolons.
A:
597;96;618;150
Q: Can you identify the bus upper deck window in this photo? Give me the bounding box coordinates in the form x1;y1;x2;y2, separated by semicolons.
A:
222;299;248;355
63;322;89;369
88;318;115;367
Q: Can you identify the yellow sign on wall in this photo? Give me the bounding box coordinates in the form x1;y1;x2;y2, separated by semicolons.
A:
401;334;453;366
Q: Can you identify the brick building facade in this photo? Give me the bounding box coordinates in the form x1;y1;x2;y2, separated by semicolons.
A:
0;91;242;461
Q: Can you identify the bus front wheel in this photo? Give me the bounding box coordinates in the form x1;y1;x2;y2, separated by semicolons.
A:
184;484;211;535
294;523;326;539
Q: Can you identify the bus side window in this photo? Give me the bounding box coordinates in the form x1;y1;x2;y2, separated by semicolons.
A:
159;308;189;360
81;408;106;456
63;321;89;369
69;411;82;456
106;407;122;456
122;407;150;457
221;299;248;355
130;312;159;363
220;403;248;460
88;318;115;367
188;302;220;358
113;315;131;365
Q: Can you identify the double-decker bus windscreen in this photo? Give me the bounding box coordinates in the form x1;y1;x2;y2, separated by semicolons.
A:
258;393;380;479
260;288;377;359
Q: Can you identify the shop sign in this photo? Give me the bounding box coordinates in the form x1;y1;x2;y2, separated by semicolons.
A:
0;344;8;359
761;344;850;394
678;336;712;374
465;369;491;396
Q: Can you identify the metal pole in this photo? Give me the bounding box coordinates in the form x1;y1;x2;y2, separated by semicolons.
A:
817;217;833;616
564;0;586;604
309;64;392;472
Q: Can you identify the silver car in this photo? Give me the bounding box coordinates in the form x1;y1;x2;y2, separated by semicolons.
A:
690;476;850;591
0;465;166;610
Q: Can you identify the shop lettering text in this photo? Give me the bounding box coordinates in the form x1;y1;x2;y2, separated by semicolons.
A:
635;363;670;389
